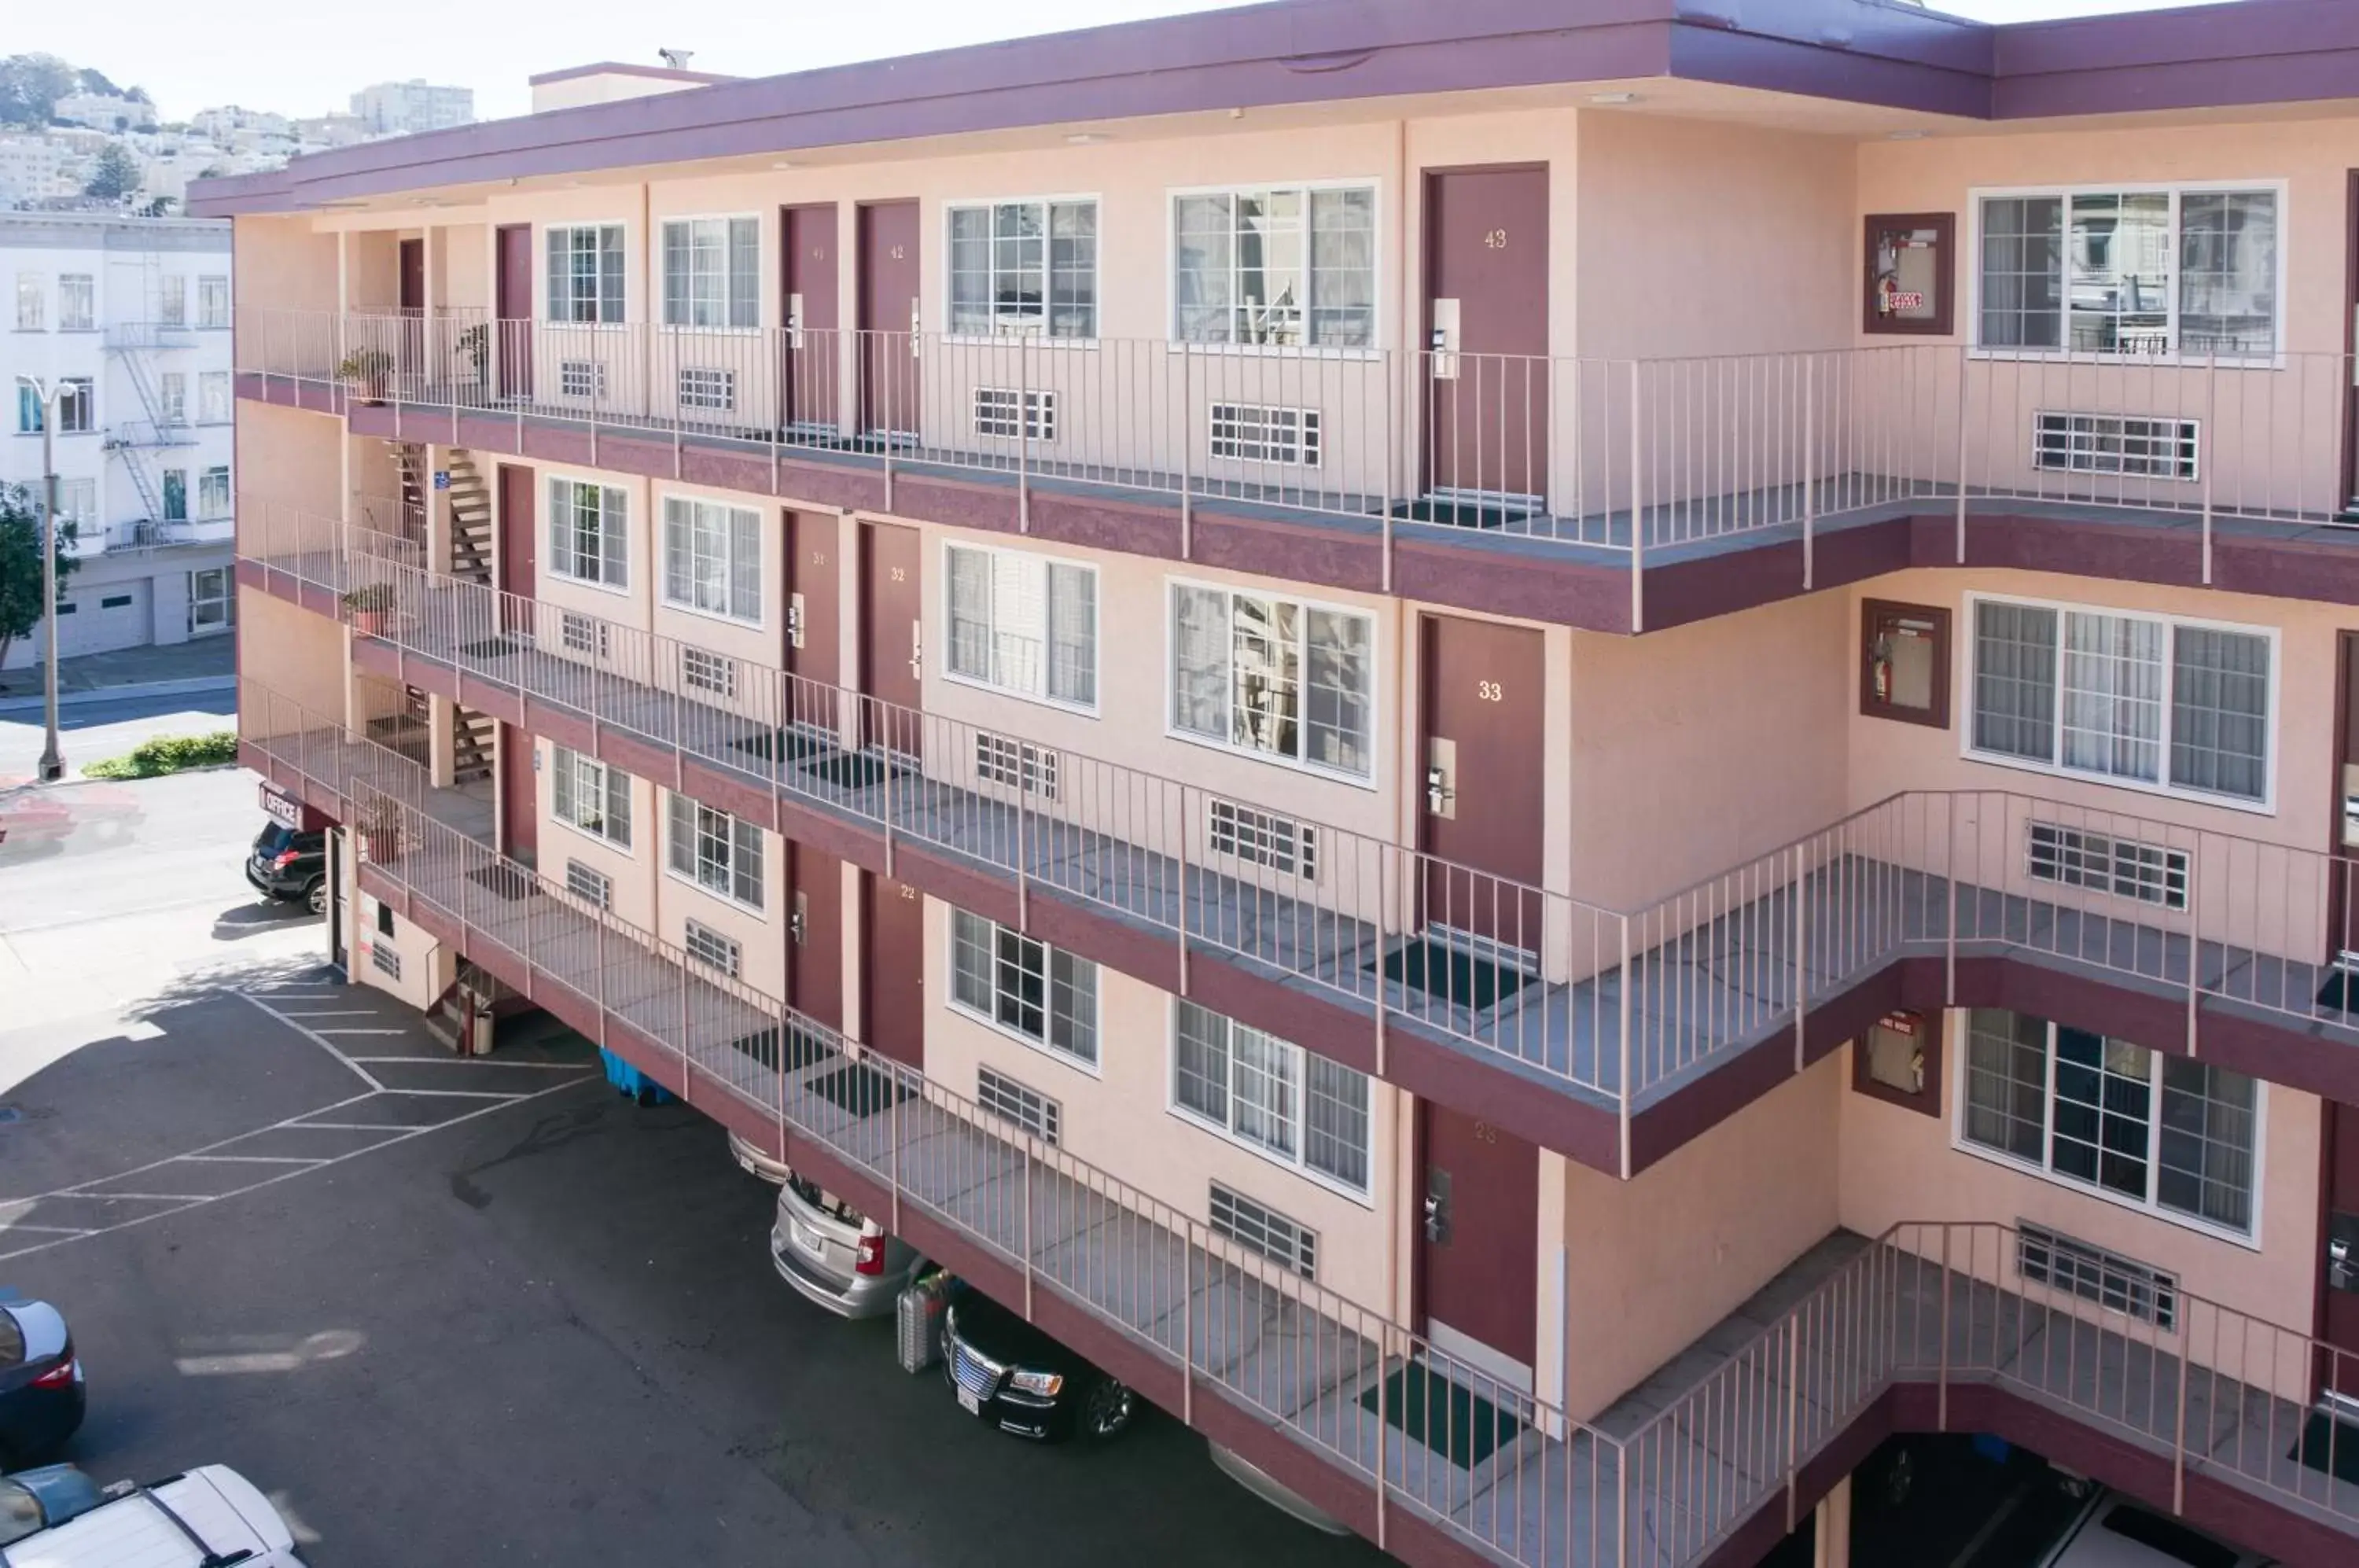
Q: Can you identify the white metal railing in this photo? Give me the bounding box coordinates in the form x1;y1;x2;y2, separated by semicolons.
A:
326;771;2359;1568
234;309;2359;605
243;510;2359;1161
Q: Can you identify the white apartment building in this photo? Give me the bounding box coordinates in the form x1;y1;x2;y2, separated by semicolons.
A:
348;81;473;137
52;91;157;134
2;212;235;667
0;138;82;208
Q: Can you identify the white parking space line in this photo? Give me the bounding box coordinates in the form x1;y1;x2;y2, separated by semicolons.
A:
340;1057;587;1069
267;1010;379;1018
0;1074;598;1263
310;1029;411;1036
73;1191;220;1202
176;1154;324;1165
236;992;385;1091
0;1224;90;1236
379;1089;521;1099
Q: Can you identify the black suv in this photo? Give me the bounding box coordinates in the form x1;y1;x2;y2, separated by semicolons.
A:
245;823;328;914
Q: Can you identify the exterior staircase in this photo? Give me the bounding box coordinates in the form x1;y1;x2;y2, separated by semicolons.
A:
444;449;495;586
451;704;495;784
422;956;524;1055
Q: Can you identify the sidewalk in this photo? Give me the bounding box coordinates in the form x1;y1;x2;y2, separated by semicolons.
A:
0;637;235;711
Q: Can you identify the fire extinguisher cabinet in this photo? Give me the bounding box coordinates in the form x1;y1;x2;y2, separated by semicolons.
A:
896;1271;948;1374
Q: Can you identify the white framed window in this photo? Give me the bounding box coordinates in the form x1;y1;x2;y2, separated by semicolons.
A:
1967;594;2273;808
666;793;764;910
57;275;93;331
54;479;95;534
565;858;613;909
547;477;628;589
1170;581;1372;780
948;907;1098;1068
947;198;1098;339
159;372;187;425
197;371;230;425
683;918;742;977
24;379;97;436
546;224;625;324
161;469;186;522
1973;185;2281;360
945;543;1096;709
661;216;759;329
197;466;230;518
1171;999;1370;1196
157;274;186;326
197;274;230;329
1959;1009;2261;1242
661;496;761;624
15;273;41;331
550;744;631;847
1172;184;1375;348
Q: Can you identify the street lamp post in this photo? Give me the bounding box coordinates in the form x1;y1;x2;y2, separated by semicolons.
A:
13;375;66;782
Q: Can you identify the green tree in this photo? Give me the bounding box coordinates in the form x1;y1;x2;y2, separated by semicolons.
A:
82;141;139;201
0;54;76;127
0;484;81;674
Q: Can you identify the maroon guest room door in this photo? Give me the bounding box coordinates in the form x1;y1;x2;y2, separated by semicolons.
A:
783;509;841;734
1423;167;1550;510
782;204;840;432
1418;1102;1540;1378
788;843;845;1029
860;521;922;756
862;870;926;1067
1419;614;1547;955
857;201;921;440
495;223;533;400
397;237;425;383
497;462;535;633
499;726;536;867
2323;1101;2359;1408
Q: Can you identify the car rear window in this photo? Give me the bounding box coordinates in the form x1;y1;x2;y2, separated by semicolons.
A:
0;1480;44;1547
254;823;300;855
0;1308;22;1367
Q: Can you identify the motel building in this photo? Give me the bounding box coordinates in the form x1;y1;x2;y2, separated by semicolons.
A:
200;3;2359;1564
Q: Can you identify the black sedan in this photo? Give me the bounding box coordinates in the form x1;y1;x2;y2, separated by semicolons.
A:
941;1283;1137;1442
245;822;329;915
0;1294;83;1467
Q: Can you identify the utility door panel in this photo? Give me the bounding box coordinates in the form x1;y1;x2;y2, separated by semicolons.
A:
497;462;535;602
788;841;845;1029
782;203;841;433
862;870;926;1067
860;521;923;756
495;223;533;399
1418;1102;1540;1372
857;201;921;439
499;724;537;867
1423;167;1550;508
1419;614;1547;953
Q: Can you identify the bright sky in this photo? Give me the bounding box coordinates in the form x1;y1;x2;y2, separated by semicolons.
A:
13;0;2234;125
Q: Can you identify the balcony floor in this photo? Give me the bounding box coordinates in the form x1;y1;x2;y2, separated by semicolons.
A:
361;823;2359;1568
260;555;2359;1125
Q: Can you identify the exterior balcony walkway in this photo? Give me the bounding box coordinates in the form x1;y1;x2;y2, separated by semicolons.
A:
235;310;2359;634
239;510;2359;1175
233;710;2359;1568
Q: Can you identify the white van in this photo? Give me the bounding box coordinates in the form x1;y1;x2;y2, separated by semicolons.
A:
0;1465;302;1566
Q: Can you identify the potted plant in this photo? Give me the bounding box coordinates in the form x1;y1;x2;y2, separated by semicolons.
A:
454;322;490;388
342;581;395;636
336;347;395;402
357;797;403;867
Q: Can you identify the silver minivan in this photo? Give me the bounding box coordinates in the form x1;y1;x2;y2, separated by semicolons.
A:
769;1169;926;1319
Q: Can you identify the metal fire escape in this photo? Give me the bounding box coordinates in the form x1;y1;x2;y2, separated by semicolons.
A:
99;255;200;549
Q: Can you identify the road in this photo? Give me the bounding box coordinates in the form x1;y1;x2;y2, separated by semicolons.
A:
0;763;318;1091
0;689;235;780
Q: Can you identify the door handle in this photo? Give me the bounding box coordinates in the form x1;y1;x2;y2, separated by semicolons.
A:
788;292;805;351
2333;1235;2356;1292
791;892;808;948
1426;764;1456;816
1422;1193;1448;1244
1430;297;1462;381
909;621;923;681
787;594;807;651
910;300;922;357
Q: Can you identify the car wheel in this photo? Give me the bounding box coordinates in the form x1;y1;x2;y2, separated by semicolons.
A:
1082;1375;1136;1441
306;878;328;916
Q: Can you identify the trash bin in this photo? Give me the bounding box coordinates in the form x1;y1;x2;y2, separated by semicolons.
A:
896;1271;949;1374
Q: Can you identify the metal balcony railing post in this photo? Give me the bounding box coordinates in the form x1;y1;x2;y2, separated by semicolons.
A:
594;917;609;1051
1953;348;1971;564
1178;348;1194;561
2201;355;2217;586
1628;359;1645;635
2172;1330;2189;1515
2184;851;2200;1057
1375;1333;1389;1550
1784;1321;1801;1530
1618;910;1636;1179
1380;352;1396;594
1801;355;1816;593
1174;786;1191;997
889;1064;903;1235
1021;1150;1036;1320
1937;1224;1953;1431
1018;342;1031;535
1015;760;1031;934
1792;844;1809;1073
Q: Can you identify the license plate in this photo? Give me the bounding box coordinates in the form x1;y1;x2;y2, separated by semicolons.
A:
793;1224;827;1259
957;1387;981;1415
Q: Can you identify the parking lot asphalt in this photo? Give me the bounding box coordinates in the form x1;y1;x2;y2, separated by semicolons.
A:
0;965;1390;1566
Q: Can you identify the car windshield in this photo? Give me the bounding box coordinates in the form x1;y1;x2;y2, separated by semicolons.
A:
0;1481;44;1547
0;1308;22;1367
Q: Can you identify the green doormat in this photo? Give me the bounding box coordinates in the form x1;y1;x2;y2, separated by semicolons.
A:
1389;498;1531;531
1374;937;1530;1011
1360;1364;1525;1469
2291;1408;2359;1486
